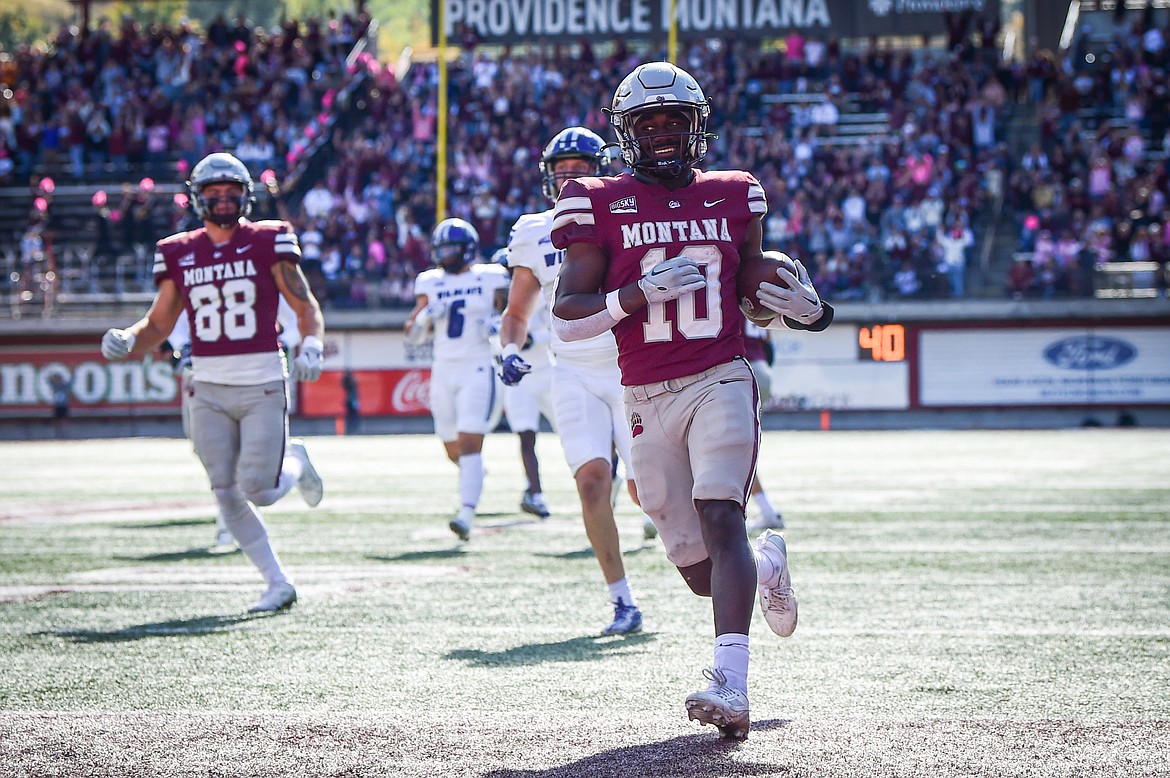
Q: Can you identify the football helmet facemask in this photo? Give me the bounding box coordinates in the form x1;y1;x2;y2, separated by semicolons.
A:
606;62;712;181
539;127;607;202
431;218;480;273
187;152;255;228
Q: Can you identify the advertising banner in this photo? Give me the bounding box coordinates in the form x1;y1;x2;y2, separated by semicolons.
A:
0;344;180;418
432;0;999;45
919;326;1170;406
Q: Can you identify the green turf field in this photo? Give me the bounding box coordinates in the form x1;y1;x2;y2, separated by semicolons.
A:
1;430;1168;777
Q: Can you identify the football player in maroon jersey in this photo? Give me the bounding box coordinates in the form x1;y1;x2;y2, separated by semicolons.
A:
551;63;832;738
101;152;326;614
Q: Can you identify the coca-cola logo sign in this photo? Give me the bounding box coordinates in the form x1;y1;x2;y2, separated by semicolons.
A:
390;370;430;413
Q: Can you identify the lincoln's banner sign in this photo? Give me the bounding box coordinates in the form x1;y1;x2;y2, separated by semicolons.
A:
430;0;999;45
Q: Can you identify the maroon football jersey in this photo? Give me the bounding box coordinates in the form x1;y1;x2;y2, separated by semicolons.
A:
152;220;302;358
552;170;767;385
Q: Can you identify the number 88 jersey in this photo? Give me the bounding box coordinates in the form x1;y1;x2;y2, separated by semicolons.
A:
551;169;767;386
154;220;299;381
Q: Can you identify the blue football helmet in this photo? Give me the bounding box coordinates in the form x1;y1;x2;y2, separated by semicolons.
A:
539;127;607;202
431;218;480;273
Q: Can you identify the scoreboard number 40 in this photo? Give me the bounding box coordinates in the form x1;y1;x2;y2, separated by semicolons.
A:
858;324;906;362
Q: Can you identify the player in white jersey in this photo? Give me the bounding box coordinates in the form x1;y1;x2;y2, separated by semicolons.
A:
490;248;556;519
496;127;651;636
101;152;326;614
406;218;510;541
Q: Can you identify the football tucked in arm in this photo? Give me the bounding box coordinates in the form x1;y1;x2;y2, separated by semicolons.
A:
737;252;798;323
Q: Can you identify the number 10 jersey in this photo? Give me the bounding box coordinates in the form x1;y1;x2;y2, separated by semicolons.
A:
551;169;768;386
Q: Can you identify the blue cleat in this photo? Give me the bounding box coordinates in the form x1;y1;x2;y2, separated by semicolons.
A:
602;601;643;635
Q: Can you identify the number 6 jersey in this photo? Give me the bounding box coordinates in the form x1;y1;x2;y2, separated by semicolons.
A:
153;219;301;385
551;170;767;386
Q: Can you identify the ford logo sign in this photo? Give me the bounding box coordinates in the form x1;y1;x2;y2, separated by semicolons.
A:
1043;336;1136;370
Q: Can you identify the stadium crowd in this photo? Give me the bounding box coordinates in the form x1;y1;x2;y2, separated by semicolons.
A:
5;9;1169;307
1004;12;1170;298
0;11;369;183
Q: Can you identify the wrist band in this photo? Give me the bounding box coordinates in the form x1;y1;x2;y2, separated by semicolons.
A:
605;290;630;321
302;335;323;352
501;342;520;359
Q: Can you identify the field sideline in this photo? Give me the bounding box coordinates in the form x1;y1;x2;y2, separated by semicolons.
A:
1;430;1168;777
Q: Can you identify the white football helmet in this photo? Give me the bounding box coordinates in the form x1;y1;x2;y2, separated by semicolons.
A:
605;62;712;180
187;152;254;227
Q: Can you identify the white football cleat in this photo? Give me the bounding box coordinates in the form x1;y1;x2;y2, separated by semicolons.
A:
750;511;786;531
520;491;550;519
449;516;471;541
248;581;297;613
289;439;323;507
642;515;658;540
685;668;750;739
755;529;798;637
212;528;236;549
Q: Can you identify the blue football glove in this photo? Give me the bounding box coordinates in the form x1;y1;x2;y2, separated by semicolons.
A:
498;353;532;386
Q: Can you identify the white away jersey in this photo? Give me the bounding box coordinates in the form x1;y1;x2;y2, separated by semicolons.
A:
413;262;510;363
506;208;618;364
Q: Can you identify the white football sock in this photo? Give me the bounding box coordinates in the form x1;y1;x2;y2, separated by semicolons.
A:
754;546;779;586
458;453;484;511
714;633;750;694
607;578;636;607
238;536;290;587
752;491;778;520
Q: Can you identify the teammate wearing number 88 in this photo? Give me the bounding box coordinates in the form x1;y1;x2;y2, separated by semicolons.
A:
551;62;834;739
99;151;327;615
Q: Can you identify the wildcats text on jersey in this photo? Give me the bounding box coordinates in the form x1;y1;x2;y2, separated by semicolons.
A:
620;218;732;249
433;286;486;300
182;259;259;287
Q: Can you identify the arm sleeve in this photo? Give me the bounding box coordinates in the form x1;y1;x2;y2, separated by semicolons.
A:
551;307;621;342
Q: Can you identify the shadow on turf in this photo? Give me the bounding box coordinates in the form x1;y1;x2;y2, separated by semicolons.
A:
370;548;468;563
480;720;790;777
447;631;656;666
115;546;242;563
534;545;655;563
41;613;259;643
117;518;209;531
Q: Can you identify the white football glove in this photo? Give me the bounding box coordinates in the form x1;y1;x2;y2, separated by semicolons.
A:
291;337;324;382
101;328;136;360
757;259;824;322
637;257;706;304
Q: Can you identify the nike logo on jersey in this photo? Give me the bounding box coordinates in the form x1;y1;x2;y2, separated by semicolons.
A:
704;198;726;207
236;245;252;254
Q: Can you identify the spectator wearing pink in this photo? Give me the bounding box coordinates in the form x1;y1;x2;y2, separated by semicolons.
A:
1087;155;1112;199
